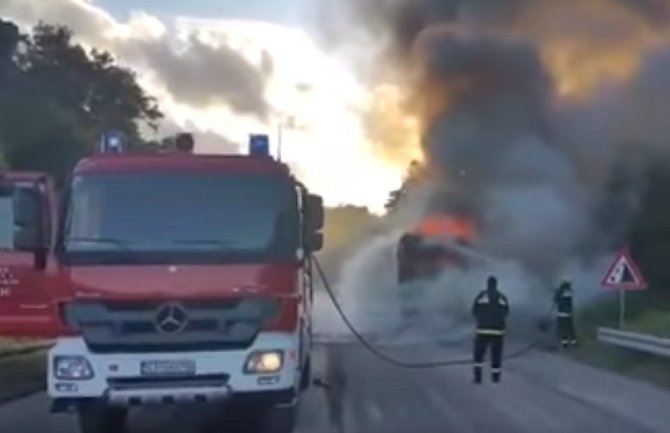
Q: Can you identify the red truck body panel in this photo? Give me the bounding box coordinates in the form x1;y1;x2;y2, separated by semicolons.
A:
0;153;309;338
0;171;60;337
60;263;299;300
74;154;291;175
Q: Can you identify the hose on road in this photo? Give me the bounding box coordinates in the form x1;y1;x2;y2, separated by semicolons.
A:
312;256;554;369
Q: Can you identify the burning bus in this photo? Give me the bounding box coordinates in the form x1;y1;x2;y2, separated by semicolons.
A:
396;215;476;284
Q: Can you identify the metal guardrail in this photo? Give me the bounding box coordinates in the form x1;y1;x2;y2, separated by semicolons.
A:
597;327;670;358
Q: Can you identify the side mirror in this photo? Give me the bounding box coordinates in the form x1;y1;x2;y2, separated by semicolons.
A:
305;232;323;253
0;182;13;197
305;194;324;232
12;188;45;252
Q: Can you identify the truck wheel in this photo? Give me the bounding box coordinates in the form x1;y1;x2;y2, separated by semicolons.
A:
259;405;297;433
300;357;311;391
77;403;127;433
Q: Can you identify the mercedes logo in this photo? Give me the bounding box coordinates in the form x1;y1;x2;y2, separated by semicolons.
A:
155;303;189;334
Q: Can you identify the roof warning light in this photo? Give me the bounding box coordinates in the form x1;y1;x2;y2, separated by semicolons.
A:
249;134;270;158
99;130;126;154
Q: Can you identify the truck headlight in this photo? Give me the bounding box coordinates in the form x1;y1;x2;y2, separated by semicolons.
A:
244;350;284;374
54;356;94;380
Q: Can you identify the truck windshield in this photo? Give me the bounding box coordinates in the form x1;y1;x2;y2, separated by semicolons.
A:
62;172;299;265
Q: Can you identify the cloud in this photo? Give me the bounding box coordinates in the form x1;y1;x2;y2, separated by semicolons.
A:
122;36;269;118
193;129;240;154
0;0;271;119
144;118;240;155
260;49;274;77
0;0;407;212
295;82;313;93
0;0;116;46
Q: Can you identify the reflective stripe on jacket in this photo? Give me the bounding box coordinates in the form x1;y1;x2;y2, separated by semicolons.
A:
476;329;505;336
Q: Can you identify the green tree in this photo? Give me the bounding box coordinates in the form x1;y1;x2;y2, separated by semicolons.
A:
0;19;19;74
318;205;382;284
0;20;163;184
385;160;423;213
629;158;670;290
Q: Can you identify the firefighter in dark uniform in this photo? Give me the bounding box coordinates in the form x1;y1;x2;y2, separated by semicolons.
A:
472;276;509;384
554;278;578;348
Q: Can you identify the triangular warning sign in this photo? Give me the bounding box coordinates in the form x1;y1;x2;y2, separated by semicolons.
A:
601;249;647;290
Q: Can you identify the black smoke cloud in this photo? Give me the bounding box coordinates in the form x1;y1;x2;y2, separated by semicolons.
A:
415;31;551;190
414;30;592;277
616;0;670;25
322;0;670;280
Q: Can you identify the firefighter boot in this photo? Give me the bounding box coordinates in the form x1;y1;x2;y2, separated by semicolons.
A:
473;366;483;384
492;371;501;383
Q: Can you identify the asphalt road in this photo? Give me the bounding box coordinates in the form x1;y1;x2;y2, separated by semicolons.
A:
1;342;670;433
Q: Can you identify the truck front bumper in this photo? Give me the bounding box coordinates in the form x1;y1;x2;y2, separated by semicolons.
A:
48;332;300;410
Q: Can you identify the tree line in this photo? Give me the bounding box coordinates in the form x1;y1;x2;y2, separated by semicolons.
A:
0;18;162;185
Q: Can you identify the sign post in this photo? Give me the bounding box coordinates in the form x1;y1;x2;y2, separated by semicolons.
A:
601;248;647;329
619;286;626;329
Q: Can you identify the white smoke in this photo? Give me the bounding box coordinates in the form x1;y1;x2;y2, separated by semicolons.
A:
312;0;670;345
314;224;614;345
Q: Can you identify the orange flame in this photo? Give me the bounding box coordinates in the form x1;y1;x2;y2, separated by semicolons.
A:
414;215;476;241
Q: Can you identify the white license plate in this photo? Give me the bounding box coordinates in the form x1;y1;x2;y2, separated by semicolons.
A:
140;359;196;376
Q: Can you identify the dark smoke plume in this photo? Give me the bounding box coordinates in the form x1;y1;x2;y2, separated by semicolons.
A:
321;0;670;282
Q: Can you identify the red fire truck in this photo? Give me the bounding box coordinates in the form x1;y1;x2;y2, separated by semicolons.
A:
0;133;323;433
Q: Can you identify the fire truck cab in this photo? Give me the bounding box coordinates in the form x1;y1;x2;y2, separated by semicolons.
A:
0;133;324;433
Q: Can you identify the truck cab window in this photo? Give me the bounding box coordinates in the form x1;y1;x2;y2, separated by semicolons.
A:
0;186;44;251
62;172;300;265
0;195;13;249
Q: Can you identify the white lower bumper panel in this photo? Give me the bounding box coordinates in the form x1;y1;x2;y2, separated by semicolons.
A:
48;332;300;405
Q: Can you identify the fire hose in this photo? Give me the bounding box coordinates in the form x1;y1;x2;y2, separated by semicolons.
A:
311;256;556;369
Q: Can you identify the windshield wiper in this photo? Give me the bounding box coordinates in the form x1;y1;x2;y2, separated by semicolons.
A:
170;239;237;247
65;237;137;251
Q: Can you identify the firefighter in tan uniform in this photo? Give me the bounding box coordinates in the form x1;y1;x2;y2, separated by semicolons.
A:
554;279;578;348
472;276;509;384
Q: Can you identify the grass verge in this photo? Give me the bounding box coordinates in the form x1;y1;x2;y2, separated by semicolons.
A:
567;291;670;389
0;338;50;358
0;350;46;404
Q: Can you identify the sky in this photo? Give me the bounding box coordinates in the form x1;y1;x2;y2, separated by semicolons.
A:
98;0;312;26
0;0;404;213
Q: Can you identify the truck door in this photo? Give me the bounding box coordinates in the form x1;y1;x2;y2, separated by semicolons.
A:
0;173;58;337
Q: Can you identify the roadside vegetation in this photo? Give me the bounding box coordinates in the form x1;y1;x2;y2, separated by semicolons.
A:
569;291;670;389
0;18;162;186
318;206;384;285
0;351;46;404
0;338;49;358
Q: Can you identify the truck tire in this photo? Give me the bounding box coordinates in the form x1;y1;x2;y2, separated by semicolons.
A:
77;403;127;433
300;356;311;391
259;405;297;433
